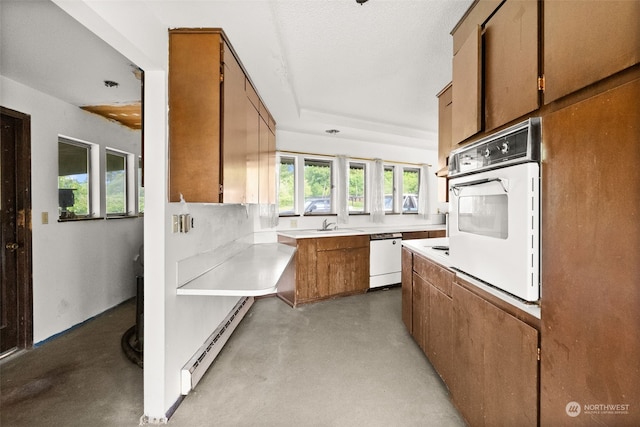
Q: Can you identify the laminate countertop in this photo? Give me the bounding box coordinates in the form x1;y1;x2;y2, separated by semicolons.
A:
402;238;541;319
277;223;445;239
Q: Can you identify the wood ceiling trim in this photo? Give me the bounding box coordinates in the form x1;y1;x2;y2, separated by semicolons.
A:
81;103;142;130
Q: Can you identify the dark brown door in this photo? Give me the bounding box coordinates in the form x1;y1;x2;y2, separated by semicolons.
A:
1;107;32;357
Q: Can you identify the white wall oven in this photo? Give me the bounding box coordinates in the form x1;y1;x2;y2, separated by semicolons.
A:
448;118;541;302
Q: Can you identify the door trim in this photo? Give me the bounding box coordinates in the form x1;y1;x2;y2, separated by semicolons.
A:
1;106;33;352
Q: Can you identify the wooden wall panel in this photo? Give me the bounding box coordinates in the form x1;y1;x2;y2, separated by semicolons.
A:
540;78;640;425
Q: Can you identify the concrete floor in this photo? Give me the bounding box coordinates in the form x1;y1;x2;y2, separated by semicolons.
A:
1;287;465;427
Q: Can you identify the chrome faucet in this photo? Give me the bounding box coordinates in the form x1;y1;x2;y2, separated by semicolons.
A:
321;219;336;231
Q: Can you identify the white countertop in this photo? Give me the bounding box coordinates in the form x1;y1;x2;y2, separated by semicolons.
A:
402;237;452;267
177;243;296;296
277;223;445;239
402;237;541;319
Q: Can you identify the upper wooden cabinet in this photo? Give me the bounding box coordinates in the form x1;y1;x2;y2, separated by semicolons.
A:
484;0;539;131
451;25;482;145
169;30;222;203
169;29;275;204
544;0;640;104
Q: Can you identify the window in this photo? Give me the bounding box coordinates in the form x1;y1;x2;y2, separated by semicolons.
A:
106;150;127;216
384;165;395;212
402;167;420;213
278;156;295;215
348;162;366;213
58;139;92;219
304;159;332;214
138;157;145;214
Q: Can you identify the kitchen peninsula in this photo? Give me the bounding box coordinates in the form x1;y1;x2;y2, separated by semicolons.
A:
277;224;445;307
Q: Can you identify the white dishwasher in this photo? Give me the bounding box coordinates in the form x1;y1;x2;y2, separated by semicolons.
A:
369;233;403;288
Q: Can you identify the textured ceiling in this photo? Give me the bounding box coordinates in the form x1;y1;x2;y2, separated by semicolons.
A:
1;0;473;148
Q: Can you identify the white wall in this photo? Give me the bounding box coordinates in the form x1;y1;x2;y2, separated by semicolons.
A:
0;76;143;343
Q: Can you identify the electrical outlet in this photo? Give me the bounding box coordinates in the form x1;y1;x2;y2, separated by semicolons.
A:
290;219;298;228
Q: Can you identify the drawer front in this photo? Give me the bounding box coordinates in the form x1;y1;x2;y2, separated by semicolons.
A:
413;254;454;297
316;235;369;251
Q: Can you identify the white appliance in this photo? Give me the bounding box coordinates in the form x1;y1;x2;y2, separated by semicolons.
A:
448;118;541;302
369;233;402;288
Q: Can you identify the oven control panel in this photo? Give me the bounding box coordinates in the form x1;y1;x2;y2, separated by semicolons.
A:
449;118;541;177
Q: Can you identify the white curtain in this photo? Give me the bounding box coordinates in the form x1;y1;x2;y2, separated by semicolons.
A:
418;163;429;219
336;155;349;224
371;158;385;223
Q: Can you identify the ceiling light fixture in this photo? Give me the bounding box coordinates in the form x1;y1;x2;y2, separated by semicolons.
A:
104;80;119;88
356;0;369;5
325;129;340;134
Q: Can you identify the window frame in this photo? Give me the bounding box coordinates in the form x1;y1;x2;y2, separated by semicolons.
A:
348;161;367;214
138;156;145;215
401;166;420;214
58;136;99;220
302;156;335;216
276;152;425;218
105;149;129;217
277;154;297;216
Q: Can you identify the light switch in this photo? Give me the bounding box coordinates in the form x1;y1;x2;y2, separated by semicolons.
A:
42;212;49;224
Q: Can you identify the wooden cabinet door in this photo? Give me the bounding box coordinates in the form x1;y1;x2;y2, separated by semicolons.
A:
437;82;453;171
484;301;538;427
268;127;276;206
544;0;640;104
540;78;640;425
484;0;539;131
258;115;270;206
452;25;482;144
245;97;260;204
412;272;429;353
316;247;368;297
294;239;318;304
401;248;413;333
168;31;222;202
451;284;485;427
221;41;247;203
428;284;452;385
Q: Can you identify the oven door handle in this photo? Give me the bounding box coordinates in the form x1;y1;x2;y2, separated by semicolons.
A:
450;178;508;196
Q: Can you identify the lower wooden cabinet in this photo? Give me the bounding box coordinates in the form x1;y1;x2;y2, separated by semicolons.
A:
427;284;453;385
403;249;539;427
278;235;369;306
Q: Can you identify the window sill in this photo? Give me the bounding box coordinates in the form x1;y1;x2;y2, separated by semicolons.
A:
58;216;105;223
106;214;141;220
58;214;142;222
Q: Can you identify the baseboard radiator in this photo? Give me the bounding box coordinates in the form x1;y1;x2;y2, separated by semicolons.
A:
180;296;254;395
